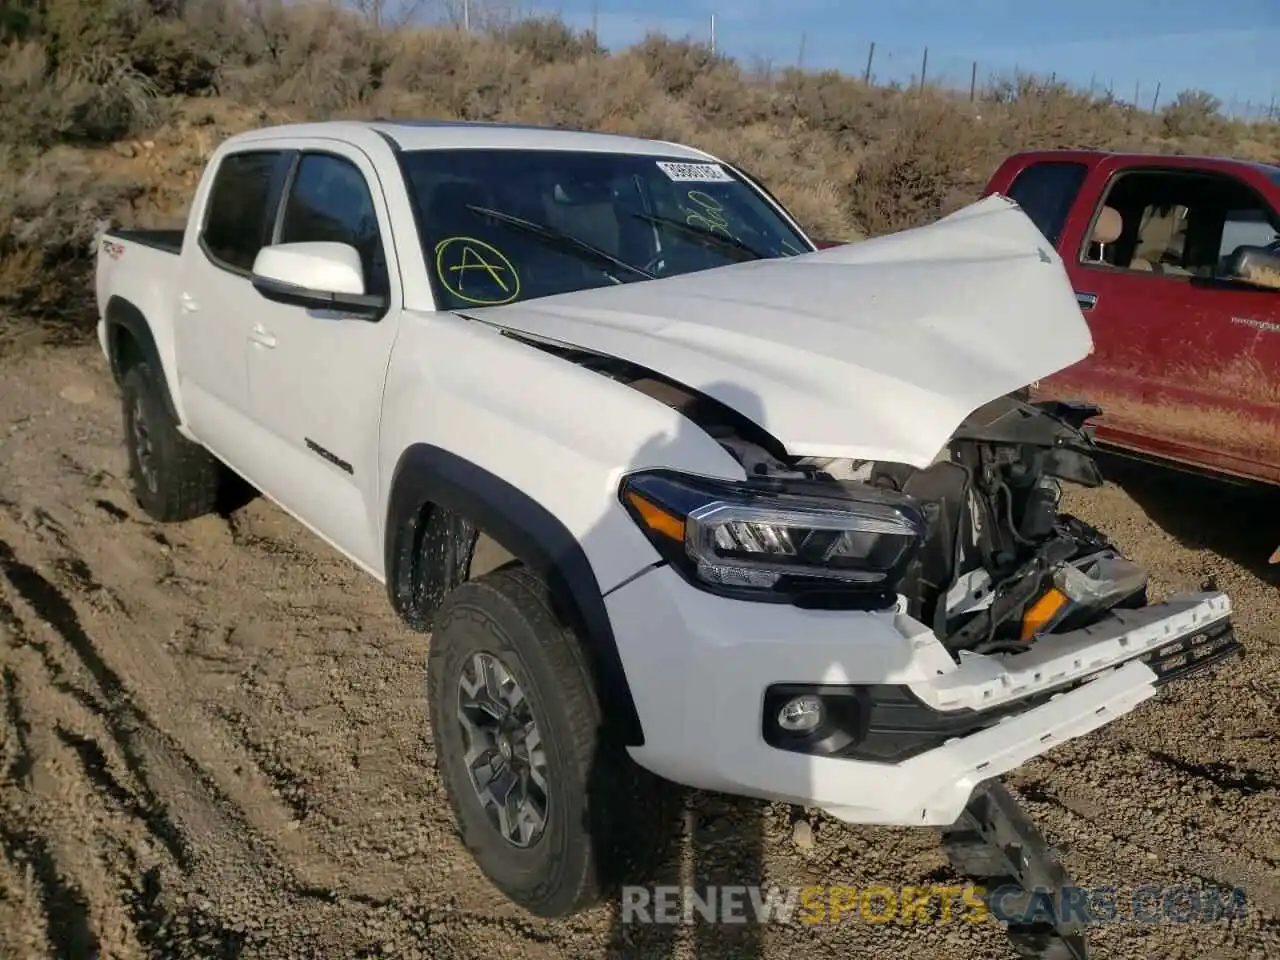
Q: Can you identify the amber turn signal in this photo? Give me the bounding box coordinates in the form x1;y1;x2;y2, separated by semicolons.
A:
624;491;686;542
1020;587;1069;642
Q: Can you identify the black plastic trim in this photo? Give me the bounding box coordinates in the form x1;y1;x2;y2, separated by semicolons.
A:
251;274;388;320
1145;617;1240;686
110;229;184;255
942;780;1091;959
103;296;179;421
762;681;1071;764
384;443;644;745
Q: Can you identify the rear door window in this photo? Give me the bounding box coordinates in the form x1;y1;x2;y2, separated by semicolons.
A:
200;150;291;273
1006;161;1089;246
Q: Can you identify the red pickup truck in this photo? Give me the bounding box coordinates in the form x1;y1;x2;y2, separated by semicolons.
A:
980;151;1280;503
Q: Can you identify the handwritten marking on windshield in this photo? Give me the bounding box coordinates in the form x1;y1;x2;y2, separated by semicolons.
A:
1231;316;1280;335
435;236;520;306
683;191;734;238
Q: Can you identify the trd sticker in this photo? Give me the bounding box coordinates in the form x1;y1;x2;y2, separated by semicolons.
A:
102;239;125;260
656;161;733;183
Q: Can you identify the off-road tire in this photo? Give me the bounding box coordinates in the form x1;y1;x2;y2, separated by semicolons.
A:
427;564;676;918
120;361;222;523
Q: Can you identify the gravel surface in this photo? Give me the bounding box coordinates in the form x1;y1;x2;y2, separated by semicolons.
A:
0;342;1277;960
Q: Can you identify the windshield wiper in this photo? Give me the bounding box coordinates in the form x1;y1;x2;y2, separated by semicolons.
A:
630;212;771;262
464;205;655;281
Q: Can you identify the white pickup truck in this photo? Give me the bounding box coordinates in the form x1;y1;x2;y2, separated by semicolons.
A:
95;120;1238;947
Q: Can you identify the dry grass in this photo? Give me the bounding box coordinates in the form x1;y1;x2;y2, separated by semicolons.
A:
1;0;1278;333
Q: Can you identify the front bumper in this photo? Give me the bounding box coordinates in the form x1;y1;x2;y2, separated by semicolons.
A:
606;566;1236;827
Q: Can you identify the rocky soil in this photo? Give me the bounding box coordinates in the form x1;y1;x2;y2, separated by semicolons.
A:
1;341;1277;960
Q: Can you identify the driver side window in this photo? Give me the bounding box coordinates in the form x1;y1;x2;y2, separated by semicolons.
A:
1082;168;1280;281
278;153;390;298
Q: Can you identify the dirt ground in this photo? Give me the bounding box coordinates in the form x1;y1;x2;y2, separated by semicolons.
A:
0;340;1278;960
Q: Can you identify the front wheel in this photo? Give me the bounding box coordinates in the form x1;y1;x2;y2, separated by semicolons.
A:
427;564;673;917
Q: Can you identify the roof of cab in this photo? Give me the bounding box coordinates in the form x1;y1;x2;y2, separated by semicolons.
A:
224;118;714;160
1004;147;1280;180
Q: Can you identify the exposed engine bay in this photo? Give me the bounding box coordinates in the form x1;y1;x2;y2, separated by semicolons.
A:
520;337;1151;658
705;392;1150;656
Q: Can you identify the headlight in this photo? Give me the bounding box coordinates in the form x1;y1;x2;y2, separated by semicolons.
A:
618;470;925;605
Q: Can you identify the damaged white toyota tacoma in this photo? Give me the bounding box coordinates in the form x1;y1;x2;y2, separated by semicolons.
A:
94;120;1239;952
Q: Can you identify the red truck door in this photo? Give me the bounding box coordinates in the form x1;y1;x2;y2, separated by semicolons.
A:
998;156;1280;484
990;157;1159;442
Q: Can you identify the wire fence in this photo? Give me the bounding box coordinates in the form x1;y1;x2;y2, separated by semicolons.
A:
437;3;1278;124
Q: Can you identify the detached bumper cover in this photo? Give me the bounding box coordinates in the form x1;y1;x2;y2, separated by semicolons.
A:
829;599;1239;826
608;566;1236;828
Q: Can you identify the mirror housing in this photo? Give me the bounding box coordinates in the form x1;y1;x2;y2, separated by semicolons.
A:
1224;244;1280;290
250;242;387;318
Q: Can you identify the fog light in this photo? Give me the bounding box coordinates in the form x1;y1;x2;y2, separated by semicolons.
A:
777;695;823;733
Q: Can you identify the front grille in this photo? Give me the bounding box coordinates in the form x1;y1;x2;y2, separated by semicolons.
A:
1144;618;1241;686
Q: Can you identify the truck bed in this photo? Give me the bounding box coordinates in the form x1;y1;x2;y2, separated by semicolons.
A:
95;228;187;336
110;228;184;255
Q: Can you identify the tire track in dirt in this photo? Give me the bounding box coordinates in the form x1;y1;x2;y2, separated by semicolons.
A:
1;665;35;782
0;496;321;957
0;633;101;960
0;535;195;870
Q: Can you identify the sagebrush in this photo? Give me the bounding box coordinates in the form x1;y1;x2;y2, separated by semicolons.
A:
2;0;1277;333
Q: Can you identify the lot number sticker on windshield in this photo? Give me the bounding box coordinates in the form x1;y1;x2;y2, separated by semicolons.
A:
656;161;734;183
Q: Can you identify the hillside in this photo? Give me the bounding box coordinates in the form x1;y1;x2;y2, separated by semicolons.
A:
2;0;1278;339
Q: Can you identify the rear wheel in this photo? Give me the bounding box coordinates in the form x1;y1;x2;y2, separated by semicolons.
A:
120;362;222;523
427;564;673;917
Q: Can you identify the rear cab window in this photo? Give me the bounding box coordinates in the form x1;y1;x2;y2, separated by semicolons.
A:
199;150;293;273
1005;161;1089;247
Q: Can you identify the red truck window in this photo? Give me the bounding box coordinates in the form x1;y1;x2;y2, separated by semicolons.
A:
1081;168;1280;278
1005;161;1089;246
1218;208;1280;260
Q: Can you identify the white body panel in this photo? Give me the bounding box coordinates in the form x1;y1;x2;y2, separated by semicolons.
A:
93;120;1231;829
95;240;195;431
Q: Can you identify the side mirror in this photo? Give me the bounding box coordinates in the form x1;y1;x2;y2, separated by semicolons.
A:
250;242;387;318
1224;244;1280;290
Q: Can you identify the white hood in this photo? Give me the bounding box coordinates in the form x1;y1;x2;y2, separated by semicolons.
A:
466;195;1094;467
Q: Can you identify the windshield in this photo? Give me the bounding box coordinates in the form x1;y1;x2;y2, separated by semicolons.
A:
398;148;813;310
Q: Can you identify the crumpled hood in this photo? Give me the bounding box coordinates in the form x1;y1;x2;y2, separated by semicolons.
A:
463;195;1094;467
